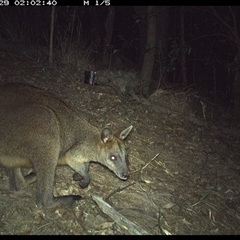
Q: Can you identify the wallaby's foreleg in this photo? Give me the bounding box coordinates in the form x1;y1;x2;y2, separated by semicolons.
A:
72;162;91;188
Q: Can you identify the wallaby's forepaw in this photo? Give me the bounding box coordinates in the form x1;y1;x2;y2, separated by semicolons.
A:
72;172;90;189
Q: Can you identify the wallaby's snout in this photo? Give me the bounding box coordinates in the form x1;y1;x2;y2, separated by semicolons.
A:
120;171;129;180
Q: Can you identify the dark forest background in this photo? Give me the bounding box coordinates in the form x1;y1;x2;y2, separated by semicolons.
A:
0;6;240;116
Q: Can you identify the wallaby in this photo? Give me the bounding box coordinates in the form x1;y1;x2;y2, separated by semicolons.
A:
0;83;133;208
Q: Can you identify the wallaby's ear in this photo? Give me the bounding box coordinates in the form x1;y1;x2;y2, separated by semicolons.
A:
119;125;133;140
100;127;114;143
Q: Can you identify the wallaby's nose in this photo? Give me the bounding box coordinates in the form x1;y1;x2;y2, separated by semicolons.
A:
121;172;129;180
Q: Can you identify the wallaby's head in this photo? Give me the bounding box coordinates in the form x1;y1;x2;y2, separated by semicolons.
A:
98;125;133;180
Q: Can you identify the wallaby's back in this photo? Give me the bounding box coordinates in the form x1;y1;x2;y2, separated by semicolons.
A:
0;83;95;152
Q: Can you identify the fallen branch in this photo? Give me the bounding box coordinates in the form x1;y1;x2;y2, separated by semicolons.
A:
92;195;151;235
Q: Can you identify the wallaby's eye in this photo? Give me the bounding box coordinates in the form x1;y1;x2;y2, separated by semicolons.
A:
110;155;117;161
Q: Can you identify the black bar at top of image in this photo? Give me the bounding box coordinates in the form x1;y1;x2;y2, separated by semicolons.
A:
57;1;154;6
7;0;156;7
80;0;151;6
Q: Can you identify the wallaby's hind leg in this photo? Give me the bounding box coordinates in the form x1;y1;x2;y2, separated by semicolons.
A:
34;157;58;207
9;168;27;190
34;156;82;208
9;168;37;191
24;171;37;185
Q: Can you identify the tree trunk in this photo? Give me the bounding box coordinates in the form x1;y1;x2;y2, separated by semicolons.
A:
180;6;187;86
103;6;115;67
49;6;55;65
233;55;240;117
156;6;170;89
140;6;157;96
133;7;148;70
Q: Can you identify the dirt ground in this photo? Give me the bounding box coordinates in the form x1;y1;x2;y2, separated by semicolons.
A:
0;49;240;235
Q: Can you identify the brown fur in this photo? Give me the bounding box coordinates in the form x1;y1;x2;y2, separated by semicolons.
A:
0;83;133;207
